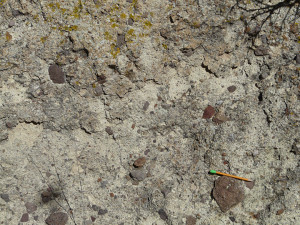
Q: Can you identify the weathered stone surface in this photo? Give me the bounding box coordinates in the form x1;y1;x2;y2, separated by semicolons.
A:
1;0;299;224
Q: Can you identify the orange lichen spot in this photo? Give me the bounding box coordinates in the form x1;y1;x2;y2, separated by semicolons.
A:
5;32;12;41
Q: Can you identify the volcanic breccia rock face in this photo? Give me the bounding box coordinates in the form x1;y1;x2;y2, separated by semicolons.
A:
0;0;299;224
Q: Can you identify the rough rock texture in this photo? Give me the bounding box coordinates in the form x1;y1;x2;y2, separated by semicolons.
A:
0;0;299;224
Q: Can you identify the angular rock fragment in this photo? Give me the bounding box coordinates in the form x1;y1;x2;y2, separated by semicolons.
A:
213;176;245;212
49;64;65;84
45;212;68;225
186;215;196;225
158;208;168;221
133;157;146;167
254;46;269;56
130;168;147;181
0;194;10;202
20;213;29;222
212;112;229;124
25;202;37;213
117;33;126;47
202;105;215;119
227;85;236;93
98;208;108;215
143;101;150;111
105;126;113;135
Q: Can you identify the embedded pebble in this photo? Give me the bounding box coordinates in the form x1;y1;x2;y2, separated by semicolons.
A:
105;127;113;135
130;168;147;181
0;193;10;202
227;85;236;93
158;209;168;221
48;64;65;84
45;212;68;225
213;176;245;212
20;213;29;222
202;105;215;119
133;157;146;167
25;202;37;213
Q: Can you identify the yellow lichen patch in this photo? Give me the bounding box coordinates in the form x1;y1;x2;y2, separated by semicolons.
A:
110;44;120;58
71;0;83;19
92;83;96;88
166;4;173;11
120;13;127;19
110;3;120;13
6;32;12;41
33;15;39;22
144;20;152;29
129;14;135;19
48;3;56;12
40;36;48;43
111;23;118;28
104;31;112;40
58;25;79;32
0;0;7;7
126;29;136;41
162;43;168;50
192;21;201;28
